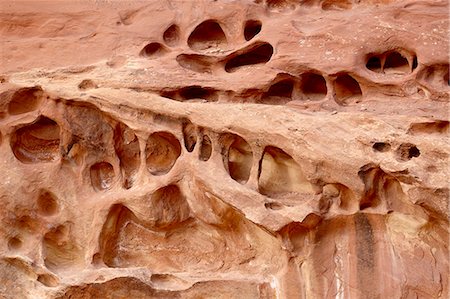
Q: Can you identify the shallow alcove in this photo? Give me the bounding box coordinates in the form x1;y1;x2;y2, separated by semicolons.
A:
145;132;181;175
372;142;391;153
8;87;43;115
225;135;253;184
333;74;362;105
258;146;314;197
114;123;140;189
90;162;115;191
37;190;59;216
225;43;274;73
140;42;168;58
10;116;61;163
163;24;180;46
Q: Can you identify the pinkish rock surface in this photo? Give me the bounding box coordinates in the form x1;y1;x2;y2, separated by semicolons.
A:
0;0;448;298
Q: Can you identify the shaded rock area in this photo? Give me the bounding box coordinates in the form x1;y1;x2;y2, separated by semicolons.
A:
0;0;448;298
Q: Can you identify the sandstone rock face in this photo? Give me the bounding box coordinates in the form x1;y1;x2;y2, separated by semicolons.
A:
0;0;448;298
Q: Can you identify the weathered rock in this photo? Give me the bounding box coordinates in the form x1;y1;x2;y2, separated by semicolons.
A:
0;0;448;298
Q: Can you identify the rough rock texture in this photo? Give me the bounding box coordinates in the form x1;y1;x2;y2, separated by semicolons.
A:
0;0;448;298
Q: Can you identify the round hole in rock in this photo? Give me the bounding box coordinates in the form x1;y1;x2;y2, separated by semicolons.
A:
396;143;420;161
187;20;227;51
384;51;410;74
226;135;253;184
146;132;181;175
334;74;362;105
8;236;22;250
372;142;391;152
140;42;167;58
90;162;115;191
37;190;59;216
299;73;327;101
366;56;382;73
10;116;60;163
163;24;180;47
244;20;262;41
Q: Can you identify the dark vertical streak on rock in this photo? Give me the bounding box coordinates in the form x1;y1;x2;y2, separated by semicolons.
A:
355;213;376;298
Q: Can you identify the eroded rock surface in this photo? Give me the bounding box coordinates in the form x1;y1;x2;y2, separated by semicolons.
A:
0;0;448;298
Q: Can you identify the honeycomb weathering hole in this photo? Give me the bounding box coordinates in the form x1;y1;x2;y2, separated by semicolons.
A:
37;274;59;287
43;224;82;271
182;119;197;152
114;123;140;189
372;142;391;152
90;162;115;191
37;190;59;216
163;24;180;47
10;116;61;163
384;52;410;74
8;87;43;115
244;20;262;41
99;204;135;266
188;20;227;51
334;74;362;105
145;131;181;175
199;134;212;161
417;64;449;89
258;146;314;197
176;54;215;73
366;50;416;74
179;86;218;102
150;185;191;229
140;42;168;58
226;135;253;184
7;237;22;250
366;56;382;73
224;43;274;73
78;79;97;90
261;77;295;104
395;143;420;162
299;73;327;101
